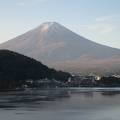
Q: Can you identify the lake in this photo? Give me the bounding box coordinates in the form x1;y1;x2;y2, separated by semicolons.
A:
0;88;120;120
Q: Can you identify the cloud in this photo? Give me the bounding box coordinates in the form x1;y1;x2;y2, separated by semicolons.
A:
95;15;120;22
81;23;115;34
17;0;47;6
96;16;115;22
80;15;118;35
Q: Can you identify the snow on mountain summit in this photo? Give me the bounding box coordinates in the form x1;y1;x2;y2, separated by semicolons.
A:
39;22;57;32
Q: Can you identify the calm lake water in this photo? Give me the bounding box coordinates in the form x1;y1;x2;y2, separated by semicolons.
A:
0;88;120;120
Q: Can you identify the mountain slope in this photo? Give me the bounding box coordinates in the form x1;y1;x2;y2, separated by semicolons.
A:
0;22;120;74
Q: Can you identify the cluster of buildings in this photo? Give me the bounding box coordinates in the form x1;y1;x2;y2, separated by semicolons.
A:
23;73;120;88
25;78;66;88
67;74;101;87
24;74;101;88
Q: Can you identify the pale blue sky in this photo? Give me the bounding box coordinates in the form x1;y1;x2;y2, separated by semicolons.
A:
0;0;120;48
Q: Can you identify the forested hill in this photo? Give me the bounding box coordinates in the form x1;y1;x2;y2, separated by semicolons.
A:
0;50;71;89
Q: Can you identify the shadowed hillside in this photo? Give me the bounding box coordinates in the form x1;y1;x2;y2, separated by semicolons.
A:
0;50;71;89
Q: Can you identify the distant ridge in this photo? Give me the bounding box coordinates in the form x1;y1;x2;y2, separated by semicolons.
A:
0;22;120;74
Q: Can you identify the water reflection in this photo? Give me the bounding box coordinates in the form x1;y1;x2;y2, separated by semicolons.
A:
81;92;94;98
0;88;120;110
101;91;120;96
0;89;71;109
1;88;120;120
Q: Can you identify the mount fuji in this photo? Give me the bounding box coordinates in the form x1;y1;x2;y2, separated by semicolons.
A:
0;22;120;74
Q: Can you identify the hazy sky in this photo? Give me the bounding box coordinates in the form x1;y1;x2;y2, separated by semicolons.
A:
0;0;120;48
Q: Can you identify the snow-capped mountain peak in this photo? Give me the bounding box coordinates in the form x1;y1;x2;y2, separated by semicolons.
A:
0;22;120;74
